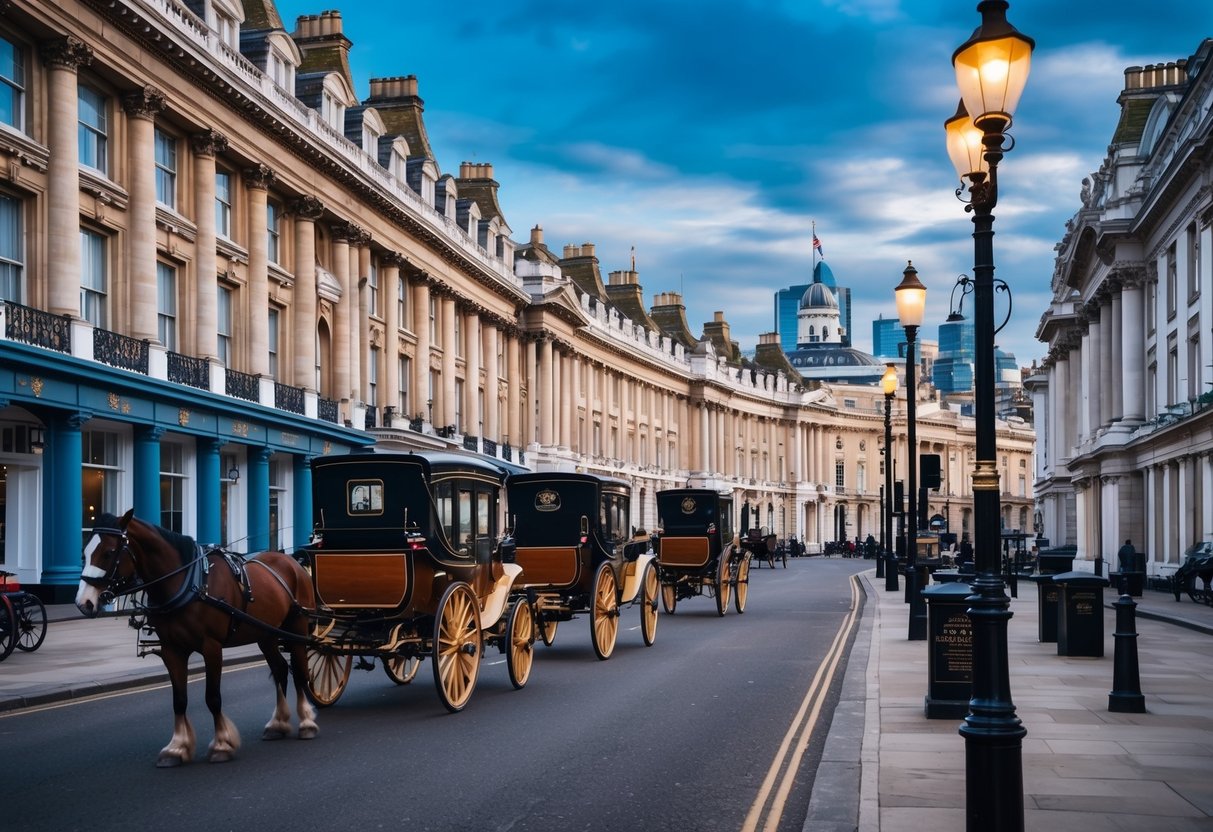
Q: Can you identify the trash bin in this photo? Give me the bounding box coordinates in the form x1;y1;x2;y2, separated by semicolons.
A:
922;582;973;719
1052;571;1109;657
1037;546;1076;576
1027;573;1061;643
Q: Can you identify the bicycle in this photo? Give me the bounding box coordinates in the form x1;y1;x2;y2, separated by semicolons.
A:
0;570;48;660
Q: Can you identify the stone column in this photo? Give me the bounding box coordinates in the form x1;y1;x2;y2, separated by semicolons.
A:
465;310;480;437
525;338;538;446
571;354;582;453
1177;456;1191;553
354;235;370;403
1121;276;1146;422
1077;331;1091;439
1161;463;1173;564
507;333;521;446
289;197;322;391
121;85;166;341
1110;289;1123;421
41;38;93;318
243;165;275;376
440;296;457;429
1054;353;1070;462
191;129;227;360
327;221;351;409
538;338;553;446
381;254;401;418
1099;298;1113;427
484;324;499;443
412;279;431;418
698;403;710;473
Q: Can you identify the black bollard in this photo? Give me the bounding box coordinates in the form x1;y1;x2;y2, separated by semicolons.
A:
885;552;899;592
1108;593;1146;713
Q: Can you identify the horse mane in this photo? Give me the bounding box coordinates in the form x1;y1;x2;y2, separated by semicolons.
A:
93;512;198;564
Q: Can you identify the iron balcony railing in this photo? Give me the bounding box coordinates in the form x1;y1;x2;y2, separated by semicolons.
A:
93;328;149;374
364;405;378;430
225;368;259;402
275;382;304;414
4;301;71;353
318;397;339;423
167;351;209;389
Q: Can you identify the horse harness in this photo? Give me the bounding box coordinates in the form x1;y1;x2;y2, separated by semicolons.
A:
92;527;308;645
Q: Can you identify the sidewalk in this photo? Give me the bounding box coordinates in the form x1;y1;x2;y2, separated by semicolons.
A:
805;574;1213;831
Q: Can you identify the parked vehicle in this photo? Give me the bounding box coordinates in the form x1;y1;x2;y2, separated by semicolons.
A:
654;489;749;616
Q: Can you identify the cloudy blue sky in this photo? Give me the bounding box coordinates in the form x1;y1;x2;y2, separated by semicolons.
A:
277;0;1210;366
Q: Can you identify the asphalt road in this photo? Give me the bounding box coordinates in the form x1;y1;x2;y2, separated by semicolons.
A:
3;557;870;832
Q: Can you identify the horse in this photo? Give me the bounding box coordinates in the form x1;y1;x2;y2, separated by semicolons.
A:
75;509;318;766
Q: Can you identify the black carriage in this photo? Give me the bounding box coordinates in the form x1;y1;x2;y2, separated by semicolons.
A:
654;489;749;615
505;472;658;659
1173;541;1213;605
303;451;533;712
0;570;48;660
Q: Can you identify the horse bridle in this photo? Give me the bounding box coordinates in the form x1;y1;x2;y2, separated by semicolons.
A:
81;525;140;603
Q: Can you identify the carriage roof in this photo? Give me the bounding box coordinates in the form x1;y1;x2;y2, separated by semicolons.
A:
506;471;631;547
656;488;732;535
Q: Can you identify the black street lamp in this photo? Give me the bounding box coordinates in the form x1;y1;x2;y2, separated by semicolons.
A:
895;261;927;641
946;2;1033;830
881;364;899;591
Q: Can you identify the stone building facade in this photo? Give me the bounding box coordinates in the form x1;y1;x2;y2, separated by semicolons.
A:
1033;40;1213;577
0;0;1033;598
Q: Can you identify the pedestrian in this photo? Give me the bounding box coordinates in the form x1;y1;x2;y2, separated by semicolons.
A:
1117;538;1136;571
865;533;877;559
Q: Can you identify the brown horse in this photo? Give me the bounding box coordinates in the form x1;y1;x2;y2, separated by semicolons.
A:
75;509;318;766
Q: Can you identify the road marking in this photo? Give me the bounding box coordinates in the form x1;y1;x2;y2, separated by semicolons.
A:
741;574;861;832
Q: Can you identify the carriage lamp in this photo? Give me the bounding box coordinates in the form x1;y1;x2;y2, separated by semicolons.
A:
29;426;45;454
948;3;1033;830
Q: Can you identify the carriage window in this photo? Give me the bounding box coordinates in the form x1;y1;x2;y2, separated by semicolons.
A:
347;480;383;515
457;487;473;551
601;493;629;543
435;482;453;543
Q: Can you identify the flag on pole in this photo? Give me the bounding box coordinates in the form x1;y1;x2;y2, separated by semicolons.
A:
812;234;824;258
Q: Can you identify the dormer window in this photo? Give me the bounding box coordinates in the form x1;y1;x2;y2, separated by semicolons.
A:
215;12;238;49
321;91;344;131
209;0;245;51
362;123;380;155
268;50;294;92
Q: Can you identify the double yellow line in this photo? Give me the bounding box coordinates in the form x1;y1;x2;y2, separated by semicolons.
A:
741;574;862;832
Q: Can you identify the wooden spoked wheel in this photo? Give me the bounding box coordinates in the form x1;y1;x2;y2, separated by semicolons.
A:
590;562;619;661
383;654;421;685
305;646;352;707
661;581;677;615
734;556;750;614
538;611;559;647
640;562;659;646
0;595;15;661
715;552;732;617
15;596;47;652
432;582;482;713
506;597;535;689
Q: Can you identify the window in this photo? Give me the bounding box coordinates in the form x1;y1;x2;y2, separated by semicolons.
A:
217;284;232;365
82;430;121;532
78;85;108;174
454;378;464;431
1188;326;1200;401
0;36;24;131
215;170;232;239
1187;223;1199;300
154;128;176;208
835;461;845;490
268;49;294;92
215;11;238;49
428;294;436;332
857;462;866;494
396;275;407;329
368;346;379;406
398;355;410;415
453;313;463;358
367;257;378;317
1167;332;1178;406
0;193;22;302
1166;241;1177;318
80;228;106;327
321;91;344;131
160;443;185;533
266;199;281;264
157;262;177;351
268;306;280;379
1146;278;1157;336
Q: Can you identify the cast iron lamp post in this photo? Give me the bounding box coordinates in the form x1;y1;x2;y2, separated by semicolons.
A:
881;364;899;591
894;261;927;640
946;2;1033;830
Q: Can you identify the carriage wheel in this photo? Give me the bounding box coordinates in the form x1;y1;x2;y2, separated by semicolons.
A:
383;654;421;685
640;562;659;646
432;582;482;713
538;612;559;647
590;562;619;660
0;595;15;661
15;596;47;652
715;553;732;617
305;648;352;706
506;598;535;690
734;556;751;614
661;581;677;615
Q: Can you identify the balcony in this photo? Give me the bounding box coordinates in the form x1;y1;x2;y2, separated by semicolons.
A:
3;301;71;353
94;329;149;374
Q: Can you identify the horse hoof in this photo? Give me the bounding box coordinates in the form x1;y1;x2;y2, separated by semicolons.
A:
262;728;288;741
298;725;318;740
207;750;233;764
156;754;186;768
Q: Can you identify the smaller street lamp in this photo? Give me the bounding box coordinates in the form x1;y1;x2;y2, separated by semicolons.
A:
895;261;927;641
881;363;899;592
